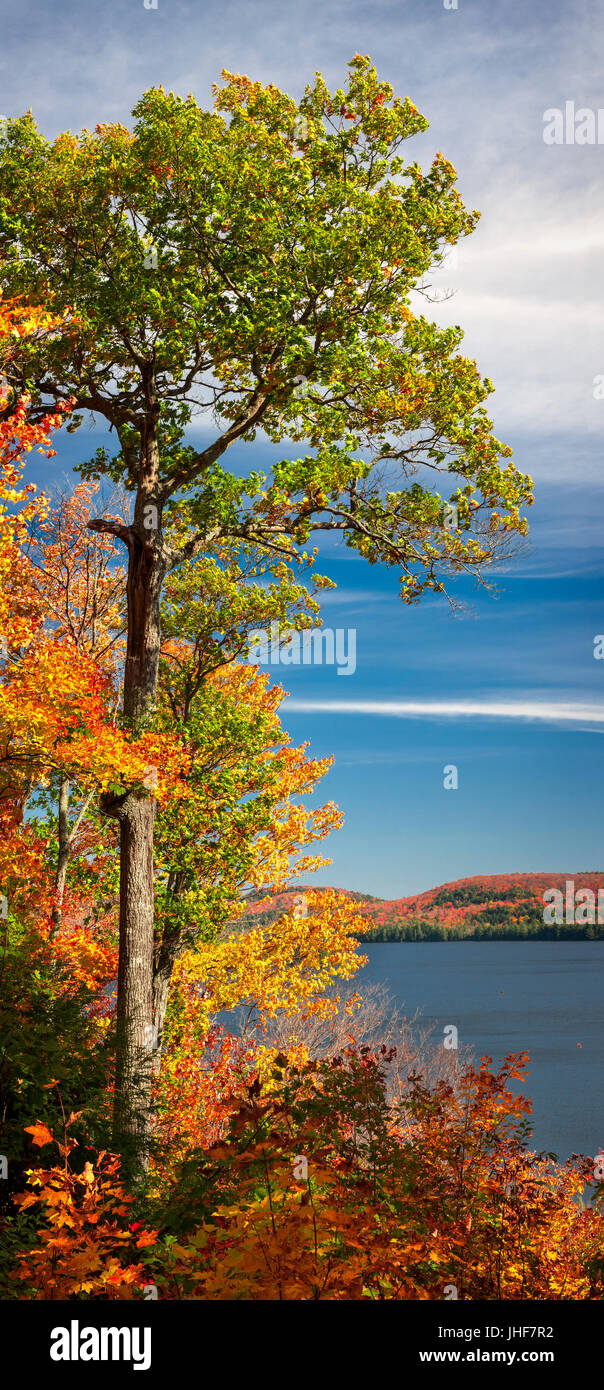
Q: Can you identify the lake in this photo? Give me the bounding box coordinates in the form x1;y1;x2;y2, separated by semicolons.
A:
359;942;604;1162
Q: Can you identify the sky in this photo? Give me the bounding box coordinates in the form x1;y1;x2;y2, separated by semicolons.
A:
3;0;604;896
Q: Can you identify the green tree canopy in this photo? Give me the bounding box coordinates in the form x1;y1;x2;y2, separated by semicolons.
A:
0;55;531;607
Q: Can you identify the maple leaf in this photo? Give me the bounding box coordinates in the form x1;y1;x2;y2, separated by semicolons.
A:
135;1231;158;1249
24;1122;54;1148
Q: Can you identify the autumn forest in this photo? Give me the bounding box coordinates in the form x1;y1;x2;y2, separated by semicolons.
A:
0;59;602;1306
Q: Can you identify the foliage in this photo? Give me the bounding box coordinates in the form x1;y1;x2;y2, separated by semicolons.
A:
8;1051;602;1302
0;58;532;600
8;1113;156;1300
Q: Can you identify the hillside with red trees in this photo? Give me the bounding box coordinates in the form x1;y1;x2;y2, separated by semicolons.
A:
241;872;604;940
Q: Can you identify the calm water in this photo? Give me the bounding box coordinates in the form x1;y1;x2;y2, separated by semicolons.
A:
360;942;604;1162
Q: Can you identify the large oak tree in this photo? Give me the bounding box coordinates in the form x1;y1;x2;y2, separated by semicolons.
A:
0;56;532;1164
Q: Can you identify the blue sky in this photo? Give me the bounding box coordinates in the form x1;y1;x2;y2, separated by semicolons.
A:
5;0;604;896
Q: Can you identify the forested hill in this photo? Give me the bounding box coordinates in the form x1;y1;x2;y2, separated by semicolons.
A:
240;873;604;940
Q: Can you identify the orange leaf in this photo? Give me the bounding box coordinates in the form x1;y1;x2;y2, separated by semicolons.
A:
24;1121;54;1148
135;1230;158;1249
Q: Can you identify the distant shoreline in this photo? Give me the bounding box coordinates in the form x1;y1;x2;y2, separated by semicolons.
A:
362;935;604;943
244;874;604;942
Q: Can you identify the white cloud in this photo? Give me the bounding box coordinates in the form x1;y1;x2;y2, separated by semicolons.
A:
424;200;604;450
284;698;604;725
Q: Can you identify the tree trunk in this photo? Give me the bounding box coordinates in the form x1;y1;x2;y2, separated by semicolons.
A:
123;525;164;722
88;416;167;1171
50;776;70;938
151;900;189;1080
112;790;156;1156
110;511;165;1167
151;961;171;1082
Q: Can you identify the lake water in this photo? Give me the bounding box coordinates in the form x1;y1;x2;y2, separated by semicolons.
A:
359;942;604;1162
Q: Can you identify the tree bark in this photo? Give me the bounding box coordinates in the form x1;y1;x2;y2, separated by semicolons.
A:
151;958;171;1082
151;895;189;1079
110;789;156;1158
50;776;70;937
112;519;165;1165
123;525;164;722
90;422;167;1173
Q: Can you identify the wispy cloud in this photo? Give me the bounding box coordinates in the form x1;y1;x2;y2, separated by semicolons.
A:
284;698;604;724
